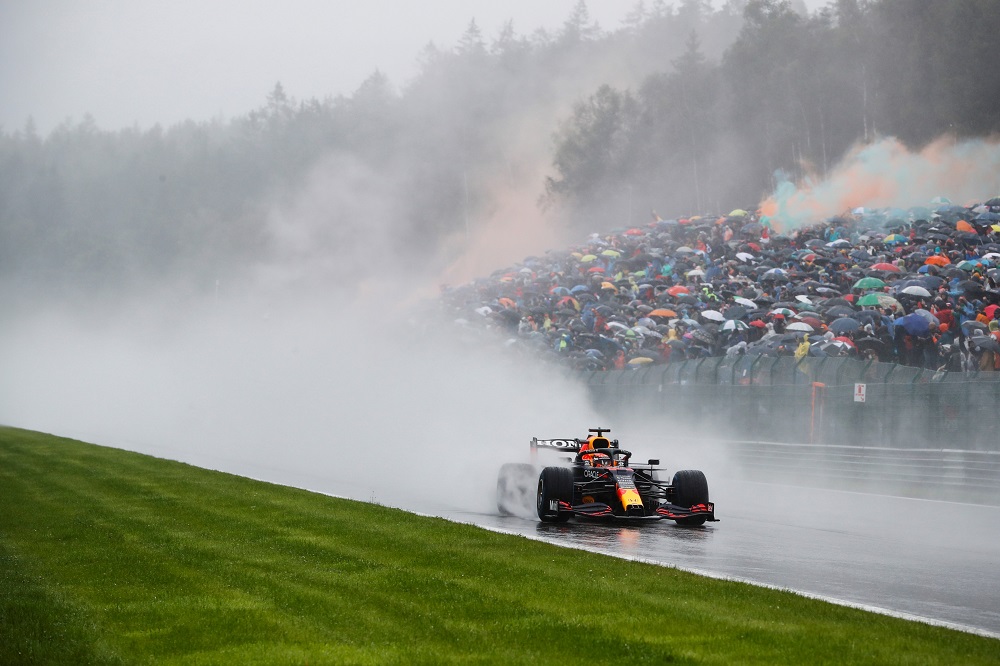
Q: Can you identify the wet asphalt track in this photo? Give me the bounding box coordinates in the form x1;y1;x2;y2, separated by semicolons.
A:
428;479;1000;638
105;442;1000;639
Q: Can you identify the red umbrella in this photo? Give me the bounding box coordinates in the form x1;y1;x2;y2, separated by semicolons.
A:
797;315;824;330
870;262;901;272
667;285;690;296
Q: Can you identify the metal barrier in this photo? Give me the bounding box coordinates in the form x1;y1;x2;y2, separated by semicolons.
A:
584;357;1000;452
721;440;1000;505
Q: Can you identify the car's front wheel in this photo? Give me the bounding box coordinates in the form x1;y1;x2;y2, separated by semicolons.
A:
671;469;709;526
536;466;573;522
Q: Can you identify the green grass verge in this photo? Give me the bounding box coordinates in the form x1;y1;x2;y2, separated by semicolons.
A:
1;426;996;665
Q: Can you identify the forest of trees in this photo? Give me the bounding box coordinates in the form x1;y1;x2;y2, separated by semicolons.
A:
1;0;998;298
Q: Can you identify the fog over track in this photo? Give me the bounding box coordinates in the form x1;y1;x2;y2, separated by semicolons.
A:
2;288;998;639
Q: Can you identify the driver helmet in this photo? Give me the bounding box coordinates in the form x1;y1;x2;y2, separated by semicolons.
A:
581;436;613;467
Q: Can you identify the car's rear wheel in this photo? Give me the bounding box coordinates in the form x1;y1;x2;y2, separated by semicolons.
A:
672;469;709;526
497;463;536;516
536;466;574;522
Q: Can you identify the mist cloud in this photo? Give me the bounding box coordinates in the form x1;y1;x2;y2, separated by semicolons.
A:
759;135;1000;230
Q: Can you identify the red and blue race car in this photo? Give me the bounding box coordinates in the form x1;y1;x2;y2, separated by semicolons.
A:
497;427;716;525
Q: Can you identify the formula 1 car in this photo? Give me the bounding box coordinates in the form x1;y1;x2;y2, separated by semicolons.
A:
496;427;716;525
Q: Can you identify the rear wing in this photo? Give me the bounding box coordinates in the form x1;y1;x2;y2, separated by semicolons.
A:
530;438;580;463
530;438;582;453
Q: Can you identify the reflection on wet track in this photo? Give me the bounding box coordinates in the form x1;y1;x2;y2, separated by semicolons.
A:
431;479;1000;638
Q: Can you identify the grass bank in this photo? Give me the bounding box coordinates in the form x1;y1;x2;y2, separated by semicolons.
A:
1;426;995;664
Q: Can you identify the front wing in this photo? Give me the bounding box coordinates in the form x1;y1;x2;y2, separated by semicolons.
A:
553;500;717;522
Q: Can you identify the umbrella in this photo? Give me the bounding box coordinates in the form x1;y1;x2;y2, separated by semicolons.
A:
580;254;598;263
724;305;748;321
689;328;715;345
828;317;862;334
895;312;933;336
831;336;856;348
962;320;989;334
722;319;750;332
911;309;939;328
770;308;796;317
969;336;1000;352
786;322;814;332
854;337;887;360
855;293;901;310
918;275;946;289
869;262;901;272
957;260;987;271
900;285;932;298
667;285;690;296
648;308;678;318
824;305;858;319
957;280;986;295
796;315;824;330
735;252;756;262
858;294;883;307
734;297;758;308
701;309;725;322
853;277;886;290
884;234;908;244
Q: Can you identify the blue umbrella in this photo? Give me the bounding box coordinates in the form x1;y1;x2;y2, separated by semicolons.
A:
894;312;932;336
829;317;862;335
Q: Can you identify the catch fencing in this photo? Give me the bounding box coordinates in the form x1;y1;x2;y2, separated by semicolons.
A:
583;357;1000;503
584;356;1000;452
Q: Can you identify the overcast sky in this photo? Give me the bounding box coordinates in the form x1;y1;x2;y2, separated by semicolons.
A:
1;0;827;135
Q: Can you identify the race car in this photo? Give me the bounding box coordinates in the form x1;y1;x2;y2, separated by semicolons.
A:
496;427;716;525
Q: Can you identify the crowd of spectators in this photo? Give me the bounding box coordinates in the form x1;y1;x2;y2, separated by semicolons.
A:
442;198;1000;372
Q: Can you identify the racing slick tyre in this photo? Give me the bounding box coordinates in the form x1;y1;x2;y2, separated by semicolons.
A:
671;469;709;526
536;466;573;522
497;463;537;516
